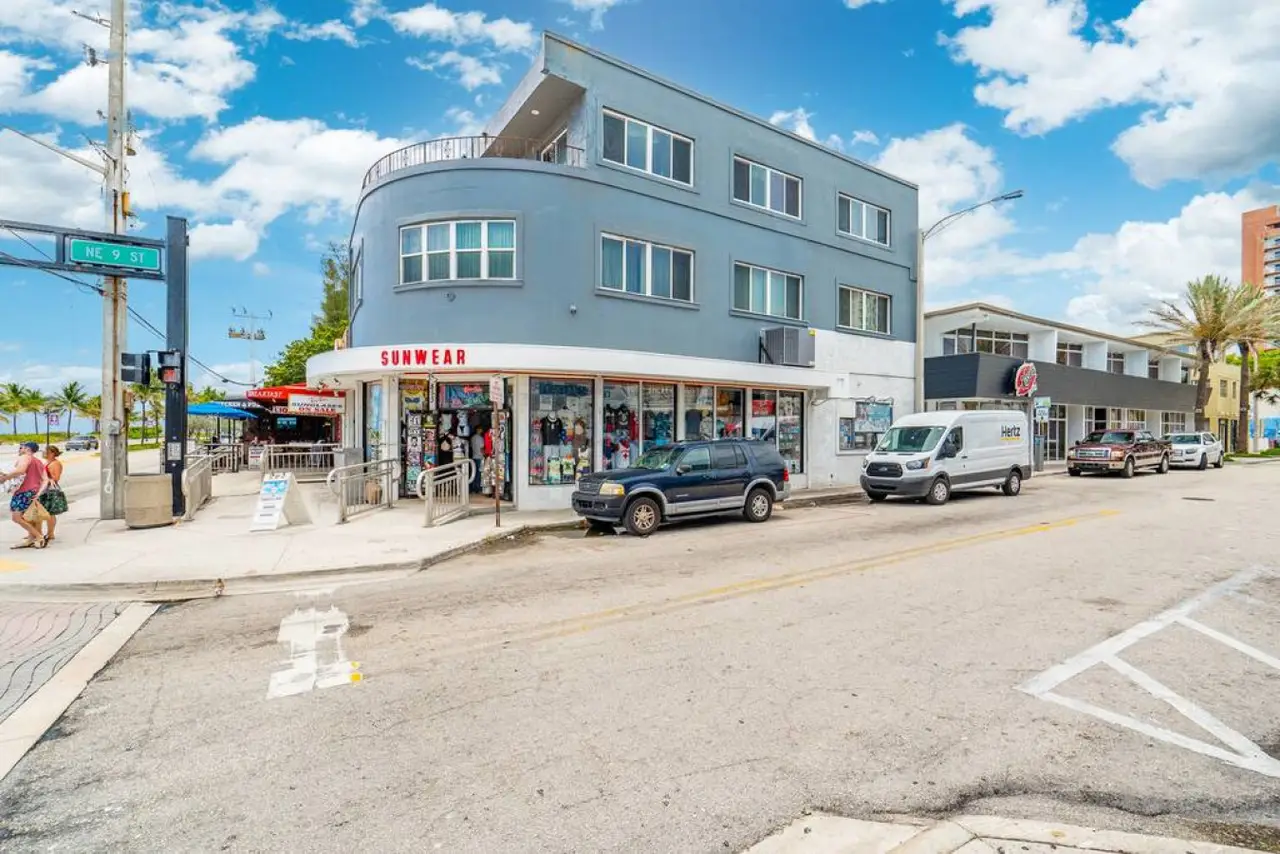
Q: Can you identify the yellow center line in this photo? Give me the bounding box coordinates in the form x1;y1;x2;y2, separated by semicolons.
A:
0;558;30;573
443;508;1122;654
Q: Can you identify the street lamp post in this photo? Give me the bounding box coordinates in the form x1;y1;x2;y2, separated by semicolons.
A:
914;190;1025;413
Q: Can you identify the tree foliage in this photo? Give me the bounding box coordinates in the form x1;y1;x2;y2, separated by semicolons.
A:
264;242;351;387
49;381;89;439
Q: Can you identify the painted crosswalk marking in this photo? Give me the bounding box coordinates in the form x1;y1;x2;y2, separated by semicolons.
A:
1020;565;1280;778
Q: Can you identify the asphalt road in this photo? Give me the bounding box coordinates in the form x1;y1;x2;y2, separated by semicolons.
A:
3;464;1280;853
0;446;159;501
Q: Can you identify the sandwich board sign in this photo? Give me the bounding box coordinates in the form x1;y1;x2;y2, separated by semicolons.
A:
251;471;311;531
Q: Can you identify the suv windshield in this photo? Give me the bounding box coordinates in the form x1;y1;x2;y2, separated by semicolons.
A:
631;446;680;470
1168;434;1200;445
876;426;946;453
1084;431;1134;444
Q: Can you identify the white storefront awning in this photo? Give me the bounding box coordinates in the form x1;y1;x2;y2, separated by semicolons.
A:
307;343;840;392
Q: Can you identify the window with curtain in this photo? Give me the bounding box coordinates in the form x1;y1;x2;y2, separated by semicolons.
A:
732;156;802;218
732;262;802;320
838;286;890;334
399;220;516;284
600;234;693;302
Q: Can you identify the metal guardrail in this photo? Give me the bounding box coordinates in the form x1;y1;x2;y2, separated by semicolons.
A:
326;457;398;523
180;454;214;521
415;459;476;528
362;135;586;189
262;443;340;483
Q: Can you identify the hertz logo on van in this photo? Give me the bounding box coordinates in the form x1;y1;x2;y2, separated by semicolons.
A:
1000;425;1022;441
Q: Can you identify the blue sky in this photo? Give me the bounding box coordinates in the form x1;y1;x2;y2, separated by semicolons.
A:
0;0;1276;430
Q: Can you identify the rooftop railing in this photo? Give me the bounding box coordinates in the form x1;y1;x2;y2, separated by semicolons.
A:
362;135;586;190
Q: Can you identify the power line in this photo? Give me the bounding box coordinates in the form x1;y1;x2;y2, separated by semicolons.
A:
0;235;253;387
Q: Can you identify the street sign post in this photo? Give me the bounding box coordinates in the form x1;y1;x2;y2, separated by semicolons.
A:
67;238;161;273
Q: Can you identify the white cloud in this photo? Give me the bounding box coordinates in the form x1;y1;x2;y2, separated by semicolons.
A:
252;261;271;277
942;0;1280;186
442;106;485;136
0;128;107;229
194;361;255;390
386;3;535;52
874;123;1018;289
851;129;880;146
567;0;623;30
409;50;503;90
350;0;383;28
285;19;360;47
768;108;816;142
1060;187;1270;330
190;219;260;261
0;2;361;124
0;363;100;395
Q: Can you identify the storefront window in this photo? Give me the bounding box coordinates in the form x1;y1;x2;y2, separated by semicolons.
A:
642;383;676;450
1161;412;1187;434
750;390;776;442
1125;409;1147;430
603;381;640;470
777;390;804;473
363;381;383;462
838;401;893;451
716;387;744;438
529;378;593;485
684;385;715;439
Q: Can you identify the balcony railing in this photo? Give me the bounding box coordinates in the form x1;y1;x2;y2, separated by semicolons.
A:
362;135;586;190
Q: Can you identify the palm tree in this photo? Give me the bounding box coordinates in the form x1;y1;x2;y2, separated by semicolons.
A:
0;383;23;435
1141;275;1241;431
131;380;165;443
82;395;102;434
1232;286;1280;451
16;386;45;434
49;381;89;440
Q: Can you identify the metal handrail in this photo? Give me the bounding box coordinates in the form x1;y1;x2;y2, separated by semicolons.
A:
326;457;399;523
362;135;586;189
414;459;476;528
180;454;214;521
261;442;340;483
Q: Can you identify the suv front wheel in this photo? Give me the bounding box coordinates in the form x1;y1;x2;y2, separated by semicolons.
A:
624;496;661;537
743;487;774;523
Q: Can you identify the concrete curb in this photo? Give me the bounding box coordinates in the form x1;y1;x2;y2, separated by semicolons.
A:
0;519;584;604
0;602;158;782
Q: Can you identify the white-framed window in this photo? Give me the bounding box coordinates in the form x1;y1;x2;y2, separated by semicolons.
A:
399;220;516;284
1056;342;1083;367
732;156;802;219
600;234;694;302
1219;378;1229;398
1161;412;1187;434
1107;351;1126;374
540;129;569;165
601;110;693;185
944;328;1028;358
1125;409;1147;430
1148;358;1160;379
838;286;890;334
732;262;802;320
837;194;890;246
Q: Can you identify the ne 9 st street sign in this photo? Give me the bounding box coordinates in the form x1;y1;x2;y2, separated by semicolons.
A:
67;238;162;272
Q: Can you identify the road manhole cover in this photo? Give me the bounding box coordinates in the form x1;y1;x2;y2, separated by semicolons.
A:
1183;496;1215;502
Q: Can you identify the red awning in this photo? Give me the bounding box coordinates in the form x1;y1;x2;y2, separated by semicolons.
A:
246;383;343;403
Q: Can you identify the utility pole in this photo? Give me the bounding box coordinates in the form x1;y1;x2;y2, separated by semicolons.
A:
228;307;272;387
99;0;130;519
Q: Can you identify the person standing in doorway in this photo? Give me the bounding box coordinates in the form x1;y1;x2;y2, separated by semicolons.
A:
39;445;69;543
1;442;48;549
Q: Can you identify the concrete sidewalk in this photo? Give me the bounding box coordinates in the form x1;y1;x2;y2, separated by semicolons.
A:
747;814;1269;854
0;471;580;602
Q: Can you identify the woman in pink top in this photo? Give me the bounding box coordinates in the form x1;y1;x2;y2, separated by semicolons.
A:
1;441;49;548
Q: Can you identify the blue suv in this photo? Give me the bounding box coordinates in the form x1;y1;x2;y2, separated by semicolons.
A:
571;438;791;536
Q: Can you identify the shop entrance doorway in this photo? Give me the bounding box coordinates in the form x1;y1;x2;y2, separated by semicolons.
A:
401;379;513;503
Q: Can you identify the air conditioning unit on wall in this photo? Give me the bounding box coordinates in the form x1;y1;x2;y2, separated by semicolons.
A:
760;326;816;368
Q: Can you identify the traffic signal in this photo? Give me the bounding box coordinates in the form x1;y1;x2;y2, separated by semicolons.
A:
120;352;151;385
156;350;183;385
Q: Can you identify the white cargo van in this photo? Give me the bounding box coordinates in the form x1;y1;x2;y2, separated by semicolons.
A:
859;410;1031;505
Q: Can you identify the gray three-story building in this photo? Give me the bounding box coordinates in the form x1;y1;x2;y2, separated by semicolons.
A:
309;32;920;510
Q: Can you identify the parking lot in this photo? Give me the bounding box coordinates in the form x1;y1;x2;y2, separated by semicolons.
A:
2;462;1279;852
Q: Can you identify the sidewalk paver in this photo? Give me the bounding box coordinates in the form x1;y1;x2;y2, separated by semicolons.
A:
745;814;1270;854
0;602;124;723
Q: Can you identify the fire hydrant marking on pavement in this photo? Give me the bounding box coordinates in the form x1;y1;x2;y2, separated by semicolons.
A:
1020;565;1280;779
267;605;361;699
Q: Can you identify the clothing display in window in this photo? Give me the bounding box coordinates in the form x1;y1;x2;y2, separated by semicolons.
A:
529;378;593;486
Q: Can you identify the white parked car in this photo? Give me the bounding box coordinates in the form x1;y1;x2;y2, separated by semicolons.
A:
1165;432;1226;470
